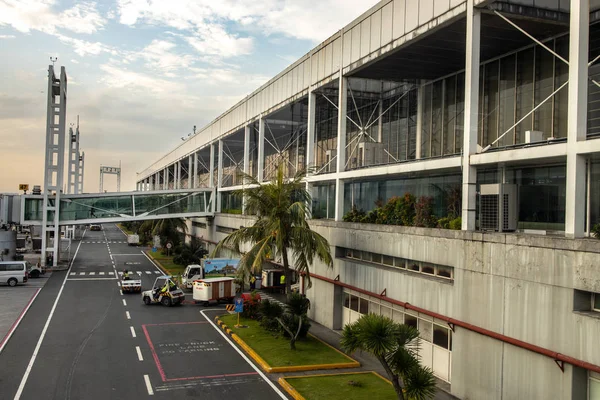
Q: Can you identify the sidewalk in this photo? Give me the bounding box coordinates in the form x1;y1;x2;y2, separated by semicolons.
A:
256;289;458;400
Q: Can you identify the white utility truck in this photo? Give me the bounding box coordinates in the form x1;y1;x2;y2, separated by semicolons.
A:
192;277;236;306
181;264;205;290
127;234;140;246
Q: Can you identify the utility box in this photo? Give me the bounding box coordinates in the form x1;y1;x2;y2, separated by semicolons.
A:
525;130;544;143
479;184;518;232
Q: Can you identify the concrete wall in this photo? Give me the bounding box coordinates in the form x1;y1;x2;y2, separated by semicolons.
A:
190;213;600;398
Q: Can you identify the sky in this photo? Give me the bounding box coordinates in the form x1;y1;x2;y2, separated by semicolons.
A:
0;0;380;193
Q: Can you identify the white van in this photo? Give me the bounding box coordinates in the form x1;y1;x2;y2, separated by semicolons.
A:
0;261;29;287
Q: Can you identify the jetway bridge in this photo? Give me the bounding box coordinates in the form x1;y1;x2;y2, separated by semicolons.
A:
19;188;215;226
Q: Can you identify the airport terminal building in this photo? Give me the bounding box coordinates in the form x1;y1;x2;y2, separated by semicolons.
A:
137;1;600;398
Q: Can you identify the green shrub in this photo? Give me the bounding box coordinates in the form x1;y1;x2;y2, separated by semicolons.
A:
280;313;311;339
437;217;451;229
241;291;261;319
343;205;366;222
398;193;416;226
258;299;284;332
592;223;600;238
414;196;437;228
449;217;462;230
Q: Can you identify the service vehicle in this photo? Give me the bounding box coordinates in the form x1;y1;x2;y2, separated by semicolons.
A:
192;277;236;306
90;224;102;231
181;264;205;289
127;234;140;246
121;272;142;293
0;261;28;287
28;263;46;278
142;276;185;306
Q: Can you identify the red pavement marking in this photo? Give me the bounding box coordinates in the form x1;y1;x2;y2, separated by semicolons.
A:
142;321;258;382
0;288;41;353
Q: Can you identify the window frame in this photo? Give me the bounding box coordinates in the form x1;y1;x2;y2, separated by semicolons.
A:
593;293;600;312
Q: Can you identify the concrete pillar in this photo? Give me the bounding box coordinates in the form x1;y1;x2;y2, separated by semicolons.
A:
209;144;215;188
217;140;223;212
155;172;160;191
136;182;140;191
163;168;167;190
193;152;198;189
243;126;251;214
377;82;383;143
334;179;345;221
188;155;193;189
306;91;317;172
565;0;589;238
149;175;154;191
177;161;182;189
336;77;348;173
416;82;424;159
258;117;265;182
461;0;481;231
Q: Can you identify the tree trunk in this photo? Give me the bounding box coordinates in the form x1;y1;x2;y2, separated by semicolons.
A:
281;249;292;295
377;355;404;400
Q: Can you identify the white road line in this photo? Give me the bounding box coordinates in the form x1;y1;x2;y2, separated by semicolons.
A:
110;254;113;260
117;281;121;287
89;272;95;276
0;288;41;355
126;311;131;320
144;375;153;395
15;233;85;400
67;278;118;281
141;251;166;274
120;290;123;296
136;346;143;361
79;272;85;275
70;272;75;276
109;272;114;275
145;271;151;274
154;271;161;274
111;254;145;256
199;310;287;399
130;326;136;338
122;299;127;306
99;272;105;276
136;271;142;276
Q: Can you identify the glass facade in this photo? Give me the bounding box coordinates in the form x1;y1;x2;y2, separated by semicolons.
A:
343;174;462;218
220;192;242;214
311;183;336;219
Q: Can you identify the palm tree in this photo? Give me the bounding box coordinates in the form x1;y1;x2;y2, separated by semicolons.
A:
341;313;436;400
213;163;333;294
140;218;188;247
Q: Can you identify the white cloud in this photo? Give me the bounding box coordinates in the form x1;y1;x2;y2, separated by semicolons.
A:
0;34;16;39
56;34;117;57
184;25;254;58
0;0;106;35
125;39;196;75
99;63;184;94
71;59;79;64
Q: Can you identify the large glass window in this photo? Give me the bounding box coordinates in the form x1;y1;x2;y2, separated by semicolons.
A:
312;183;336;219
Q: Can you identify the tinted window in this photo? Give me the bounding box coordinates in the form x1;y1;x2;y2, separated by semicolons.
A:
0;265;6;272
7;263;25;271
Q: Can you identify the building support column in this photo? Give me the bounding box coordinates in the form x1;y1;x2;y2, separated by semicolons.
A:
258;116;265;182
163;168;167;190
149;175;154;191
193;152;198;189
565;0;589;238
209;143;215;213
416;82;424;159
306;90;317;172
188;155;193;189
461;0;481;231
334;75;348;221
217;140;223;212
176;161;182;189
243;125;251;214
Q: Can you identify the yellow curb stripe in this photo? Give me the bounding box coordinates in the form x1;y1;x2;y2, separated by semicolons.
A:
277;377;306;400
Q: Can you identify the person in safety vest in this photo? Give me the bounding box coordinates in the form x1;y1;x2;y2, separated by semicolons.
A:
123;270;130;280
280;274;285;286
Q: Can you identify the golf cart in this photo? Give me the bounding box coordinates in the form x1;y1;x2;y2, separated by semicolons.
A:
142;276;185;307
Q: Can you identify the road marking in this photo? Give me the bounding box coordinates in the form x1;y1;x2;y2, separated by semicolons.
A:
109;272;114;275
99;272;105;276
154;271;161;274
109;254;113;260
199;310;287;399
130;326;136;338
141;250;166;274
70;272;75;276
15;232;85;400
112;254;145;256
122;299;127;306
137;271;142;276
67;278;118;281
144;375;154;395
120;290;123;296
0;288;41;355
126;311;131;320
79;272;85;275
145;271;151;274
117;281;121;287
136;346;143;361
89;272;95;276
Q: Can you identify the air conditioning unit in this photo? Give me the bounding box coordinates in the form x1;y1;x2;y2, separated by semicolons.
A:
479;184;518;232
525;130;544;143
324;150;336;173
358;142;385;167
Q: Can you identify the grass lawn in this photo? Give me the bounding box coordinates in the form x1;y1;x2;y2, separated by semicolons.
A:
220;314;353;367
145;250;186;276
284;372;396;400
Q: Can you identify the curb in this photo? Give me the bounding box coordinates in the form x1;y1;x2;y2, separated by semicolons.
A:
277;371;392;400
214;316;360;373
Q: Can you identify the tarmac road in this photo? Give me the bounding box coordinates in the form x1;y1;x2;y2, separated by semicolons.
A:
0;224;287;400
